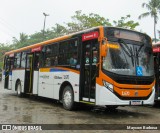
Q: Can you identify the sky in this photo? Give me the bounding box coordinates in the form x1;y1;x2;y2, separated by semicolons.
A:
0;0;159;44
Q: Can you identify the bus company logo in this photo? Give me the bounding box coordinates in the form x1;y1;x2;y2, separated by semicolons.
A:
40;75;49;79
54;76;62;79
134;91;138;96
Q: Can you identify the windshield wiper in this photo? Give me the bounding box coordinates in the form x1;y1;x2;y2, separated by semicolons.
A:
118;39;135;67
135;44;144;66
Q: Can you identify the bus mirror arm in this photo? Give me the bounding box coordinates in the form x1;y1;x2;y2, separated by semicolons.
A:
101;38;108;57
101;44;107;57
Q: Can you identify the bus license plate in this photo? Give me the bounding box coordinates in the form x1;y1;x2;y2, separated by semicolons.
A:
130;101;142;105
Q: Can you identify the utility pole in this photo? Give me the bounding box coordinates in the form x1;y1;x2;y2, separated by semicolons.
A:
43;12;49;36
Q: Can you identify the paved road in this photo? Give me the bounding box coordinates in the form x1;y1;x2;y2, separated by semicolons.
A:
0;81;160;133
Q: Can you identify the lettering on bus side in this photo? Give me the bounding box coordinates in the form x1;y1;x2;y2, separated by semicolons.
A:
122;91;130;96
40;75;49;79
63;75;69;79
82;31;99;41
54;76;62;79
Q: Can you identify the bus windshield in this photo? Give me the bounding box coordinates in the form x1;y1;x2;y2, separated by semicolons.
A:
103;28;154;76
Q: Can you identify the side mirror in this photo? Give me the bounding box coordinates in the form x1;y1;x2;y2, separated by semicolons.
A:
101;43;108;57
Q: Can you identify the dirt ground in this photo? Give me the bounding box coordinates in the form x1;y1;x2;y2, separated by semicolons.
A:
0;81;160;133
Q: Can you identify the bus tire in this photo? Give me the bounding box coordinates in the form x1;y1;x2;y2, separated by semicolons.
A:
16;81;22;97
62;85;74;110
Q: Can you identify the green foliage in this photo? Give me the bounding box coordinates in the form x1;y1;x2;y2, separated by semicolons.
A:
12;33;29;48
51;24;68;37
113;15;139;30
10;11;139;49
0;43;13;68
0;10;140;68
0;62;3;69
139;0;160;42
66;10;112;33
0;10;139;51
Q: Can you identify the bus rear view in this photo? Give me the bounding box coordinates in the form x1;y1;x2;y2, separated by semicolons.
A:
98;27;155;107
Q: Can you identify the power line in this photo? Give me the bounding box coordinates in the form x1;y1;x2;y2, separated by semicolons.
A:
0;17;20;42
0;17;18;34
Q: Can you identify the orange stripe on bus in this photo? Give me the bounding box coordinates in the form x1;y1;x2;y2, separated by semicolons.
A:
39;68;50;72
96;70;155;90
5;35;71;55
39;67;80;74
54;67;80;74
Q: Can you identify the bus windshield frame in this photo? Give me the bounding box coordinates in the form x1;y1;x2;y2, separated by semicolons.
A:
103;27;154;77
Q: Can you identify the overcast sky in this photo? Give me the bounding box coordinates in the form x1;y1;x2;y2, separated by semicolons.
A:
0;0;159;44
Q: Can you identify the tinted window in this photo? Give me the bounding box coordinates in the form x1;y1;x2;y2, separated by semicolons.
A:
21;52;26;68
14;53;21;68
41;38;78;67
59;39;78;65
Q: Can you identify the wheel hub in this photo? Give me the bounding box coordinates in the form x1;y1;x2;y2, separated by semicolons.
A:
64;91;71;106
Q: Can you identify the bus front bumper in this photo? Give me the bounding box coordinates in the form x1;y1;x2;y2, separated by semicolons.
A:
96;85;155;106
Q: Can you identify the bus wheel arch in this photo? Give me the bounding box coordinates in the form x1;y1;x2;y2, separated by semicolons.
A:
15;79;22;97
59;81;75;110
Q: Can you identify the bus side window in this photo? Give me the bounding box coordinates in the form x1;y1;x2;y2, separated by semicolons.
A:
34;53;40;69
70;53;77;65
21;52;26;68
40;46;46;67
14;53;21;68
92;43;99;63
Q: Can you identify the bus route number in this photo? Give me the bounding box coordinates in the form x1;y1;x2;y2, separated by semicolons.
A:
63;75;69;79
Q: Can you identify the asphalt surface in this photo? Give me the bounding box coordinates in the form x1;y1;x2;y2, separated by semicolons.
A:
0;81;160;133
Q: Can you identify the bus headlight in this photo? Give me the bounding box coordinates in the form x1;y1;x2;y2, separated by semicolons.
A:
152;86;155;92
103;80;113;92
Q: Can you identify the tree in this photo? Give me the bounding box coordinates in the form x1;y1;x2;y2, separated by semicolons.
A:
65;11;139;33
51;24;68;37
66;10;112;33
139;0;160;42
0;43;13;68
113;15;139;30
12;33;28;48
9;11;139;49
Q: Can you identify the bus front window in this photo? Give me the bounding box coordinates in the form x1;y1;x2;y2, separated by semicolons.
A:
102;40;154;76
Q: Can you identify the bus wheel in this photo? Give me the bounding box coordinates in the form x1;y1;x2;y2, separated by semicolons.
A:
62;86;74;110
16;82;22;97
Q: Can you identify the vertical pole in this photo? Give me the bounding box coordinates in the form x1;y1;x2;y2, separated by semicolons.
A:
43;15;46;36
42;13;49;37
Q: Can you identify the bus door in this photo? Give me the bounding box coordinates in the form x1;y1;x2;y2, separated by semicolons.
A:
8;57;14;90
32;52;40;95
4;57;10;89
80;39;99;103
154;53;160;100
25;54;34;93
4;57;14;90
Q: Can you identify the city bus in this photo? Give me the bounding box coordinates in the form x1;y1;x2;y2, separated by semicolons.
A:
153;41;160;103
2;26;155;110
